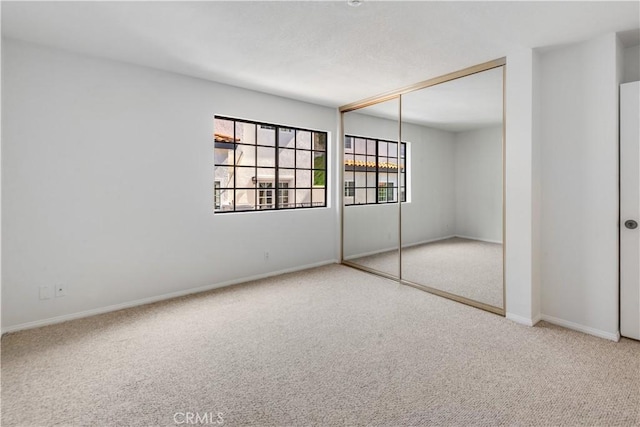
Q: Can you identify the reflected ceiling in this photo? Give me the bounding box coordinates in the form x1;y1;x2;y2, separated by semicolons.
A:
360;67;503;133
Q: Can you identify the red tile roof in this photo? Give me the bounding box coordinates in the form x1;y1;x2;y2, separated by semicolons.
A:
214;133;239;143
344;159;400;169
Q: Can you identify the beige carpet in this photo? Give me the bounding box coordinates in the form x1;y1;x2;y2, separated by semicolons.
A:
2;264;639;426
349;237;503;308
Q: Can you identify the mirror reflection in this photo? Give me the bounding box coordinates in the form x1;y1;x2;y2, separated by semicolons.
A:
342;97;401;278
341;64;504;312
400;67;504;309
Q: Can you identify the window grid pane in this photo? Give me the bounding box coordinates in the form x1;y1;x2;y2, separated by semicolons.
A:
214;116;327;213
344;137;407;207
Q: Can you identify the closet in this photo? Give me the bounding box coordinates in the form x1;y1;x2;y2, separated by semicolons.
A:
341;59;506;314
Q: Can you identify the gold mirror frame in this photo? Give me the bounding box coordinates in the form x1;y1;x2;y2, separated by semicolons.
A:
339;58;506;316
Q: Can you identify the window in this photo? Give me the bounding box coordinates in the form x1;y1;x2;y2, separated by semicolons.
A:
344;135;407;206
214;181;221;209
344;181;355;197
213;117;327;212
258;182;274;209
257;181;291;209
278;182;290;208
378;182;395;202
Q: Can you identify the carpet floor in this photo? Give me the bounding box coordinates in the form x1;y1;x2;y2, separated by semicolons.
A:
1;264;639;426
348;237;503;308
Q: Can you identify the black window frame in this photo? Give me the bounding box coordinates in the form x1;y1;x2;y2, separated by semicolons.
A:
344;135;406;206
214;116;328;213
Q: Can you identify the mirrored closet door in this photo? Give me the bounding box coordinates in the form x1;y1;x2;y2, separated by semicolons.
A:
400;66;504;312
341;59;505;315
342;97;401;279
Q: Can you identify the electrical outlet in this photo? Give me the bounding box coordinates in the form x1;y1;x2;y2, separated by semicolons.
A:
264;251;269;261
39;285;52;300
54;284;66;297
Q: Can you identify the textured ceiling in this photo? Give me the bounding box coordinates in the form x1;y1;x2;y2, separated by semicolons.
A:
2;1;639;110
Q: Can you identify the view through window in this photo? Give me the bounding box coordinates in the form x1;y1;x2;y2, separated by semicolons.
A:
214;117;327;212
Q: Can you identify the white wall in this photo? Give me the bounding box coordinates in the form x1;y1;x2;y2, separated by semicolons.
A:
1;39;338;331
454;125;502;243
538;33;621;340
531;49;542;327
622;44;639;83
505;47;538;326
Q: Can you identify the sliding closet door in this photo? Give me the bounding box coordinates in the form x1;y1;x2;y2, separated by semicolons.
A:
342;98;401;279
400;66;505;313
339;59;506;316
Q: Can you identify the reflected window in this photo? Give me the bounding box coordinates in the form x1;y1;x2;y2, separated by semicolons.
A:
378;182;395;202
214;181;221;210
344;181;355;197
344;135;407;206
213;116;328;212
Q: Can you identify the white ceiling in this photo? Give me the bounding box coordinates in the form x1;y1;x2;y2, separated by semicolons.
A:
2;1;639;110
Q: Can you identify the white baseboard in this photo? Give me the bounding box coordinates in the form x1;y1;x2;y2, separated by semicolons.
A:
506;312;542;327
454;235;503;245
345;234;502;261
344;235;457;260
402;235;457;249
540;314;621;342
1;259;339;336
344;246;397;260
